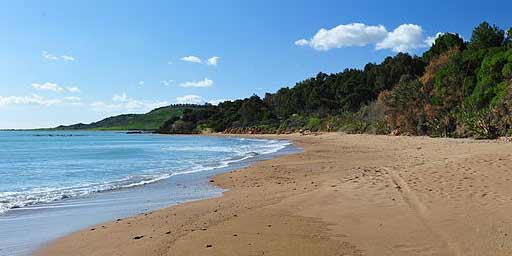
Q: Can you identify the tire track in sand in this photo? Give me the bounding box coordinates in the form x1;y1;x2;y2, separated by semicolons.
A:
383;167;462;256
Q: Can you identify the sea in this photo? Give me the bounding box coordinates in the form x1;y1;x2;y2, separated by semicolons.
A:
0;131;297;255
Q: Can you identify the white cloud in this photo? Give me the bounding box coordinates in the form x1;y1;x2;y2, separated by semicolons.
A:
376;24;425;52
167;61;173;65
160;80;174;86
0;92;165;112
66;86;81;93
296;22;439;53
32;82;80;93
294;39;309;46
61;55;75;61
180;55;221;66
64;96;81;101
32;82;64;92
179;78;214;88
176;95;204;104
92;93;168;113
62;96;83;106
207;56;220;66
0;94;83;108
0;94;62;107
296;23;388;51
138;81;145;86
181;56;202;64
42;51;76;61
42;51;59;60
112;92;128;102
64;96;82;105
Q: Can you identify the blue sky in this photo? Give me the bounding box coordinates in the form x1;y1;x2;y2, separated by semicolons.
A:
1;0;511;129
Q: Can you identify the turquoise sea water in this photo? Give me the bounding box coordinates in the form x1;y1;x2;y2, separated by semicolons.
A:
0;131;295;255
0;131;290;214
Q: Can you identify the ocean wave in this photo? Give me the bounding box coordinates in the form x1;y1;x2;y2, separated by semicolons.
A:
0;173;173;214
163;145;234;153
0;138;291;215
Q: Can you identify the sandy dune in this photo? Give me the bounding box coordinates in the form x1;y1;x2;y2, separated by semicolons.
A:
37;133;512;255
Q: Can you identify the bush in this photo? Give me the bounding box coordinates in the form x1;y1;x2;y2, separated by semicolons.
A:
305;117;321;131
380;78;425;135
277;114;307;133
503;63;512;79
459;108;499;139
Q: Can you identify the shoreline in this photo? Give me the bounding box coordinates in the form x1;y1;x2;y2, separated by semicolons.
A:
0;133;297;256
37;133;512;256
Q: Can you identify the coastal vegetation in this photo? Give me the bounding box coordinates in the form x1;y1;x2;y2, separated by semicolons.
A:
158;22;512;139
61;22;512;139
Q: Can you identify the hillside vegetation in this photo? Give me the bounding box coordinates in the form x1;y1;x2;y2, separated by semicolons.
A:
59;22;512;139
54;105;207;131
157;22;512;139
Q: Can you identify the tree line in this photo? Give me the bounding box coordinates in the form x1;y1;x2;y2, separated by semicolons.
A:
159;22;512;139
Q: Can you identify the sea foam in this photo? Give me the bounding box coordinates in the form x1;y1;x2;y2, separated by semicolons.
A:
0;132;290;214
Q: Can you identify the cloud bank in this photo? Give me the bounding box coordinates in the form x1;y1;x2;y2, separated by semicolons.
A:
0;94;62;107
32;82;64;92
32;82;80;93
296;23;440;53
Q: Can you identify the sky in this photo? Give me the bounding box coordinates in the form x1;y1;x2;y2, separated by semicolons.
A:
1;0;511;129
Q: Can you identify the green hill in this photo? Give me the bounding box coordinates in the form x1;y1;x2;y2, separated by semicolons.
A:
54;104;208;131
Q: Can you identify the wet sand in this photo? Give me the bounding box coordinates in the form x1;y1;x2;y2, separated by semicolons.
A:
37;133;512;255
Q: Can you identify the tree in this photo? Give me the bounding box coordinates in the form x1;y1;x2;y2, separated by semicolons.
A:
468;22;505;50
380;77;426;135
238;95;272;126
468;48;512;108
423;33;466;61
365;53;426;93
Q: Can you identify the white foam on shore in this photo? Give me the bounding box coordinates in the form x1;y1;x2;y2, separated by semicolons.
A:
0;138;291;215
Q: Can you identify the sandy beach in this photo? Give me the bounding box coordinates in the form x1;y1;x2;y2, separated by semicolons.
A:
36;133;512;256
